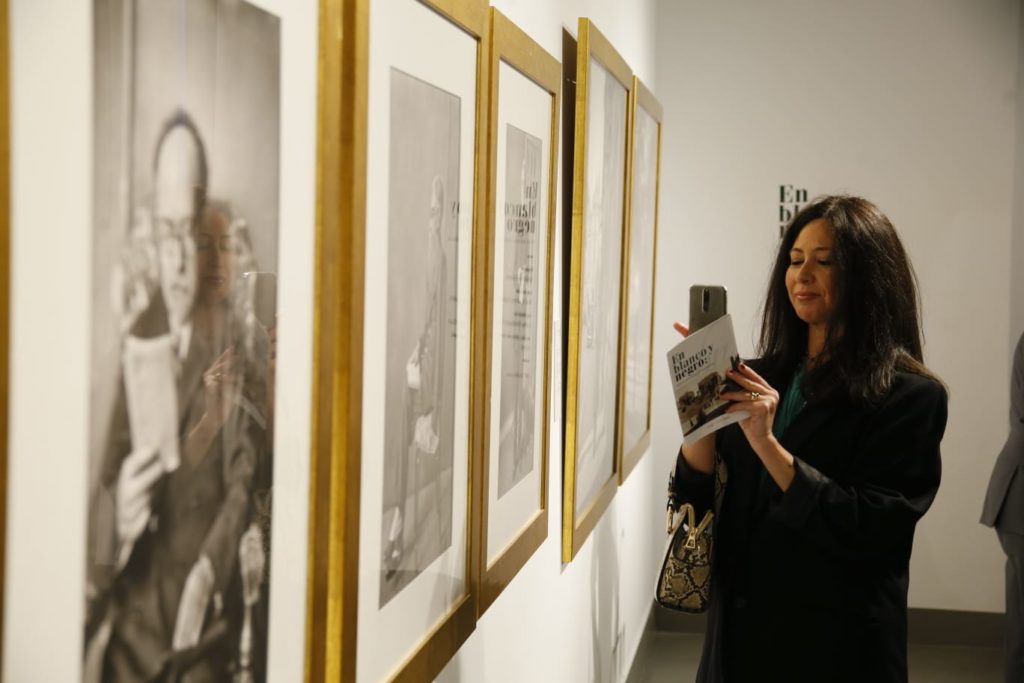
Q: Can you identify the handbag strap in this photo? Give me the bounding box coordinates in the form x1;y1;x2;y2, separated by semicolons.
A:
667;448;724;532
667;502;696;536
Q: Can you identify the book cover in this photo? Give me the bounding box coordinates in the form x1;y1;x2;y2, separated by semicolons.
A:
666;314;749;443
122;334;181;473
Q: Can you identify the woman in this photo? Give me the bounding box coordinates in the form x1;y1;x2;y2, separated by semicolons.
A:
174;199;272;681
673;196;947;682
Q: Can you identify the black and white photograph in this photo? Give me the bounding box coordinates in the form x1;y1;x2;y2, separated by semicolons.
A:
356;1;479;679
85;1;280;680
379;67;461;607
479;21;558;612
621;90;660;467
574;57;627;517
496;124;542;499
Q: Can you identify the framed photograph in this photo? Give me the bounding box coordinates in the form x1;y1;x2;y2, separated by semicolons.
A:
562;18;633;563
5;0;320;678
304;0;369;680
475;8;559;615
349;0;488;680
84;2;282;680
618;76;662;483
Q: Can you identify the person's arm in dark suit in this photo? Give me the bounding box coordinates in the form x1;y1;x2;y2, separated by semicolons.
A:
980;332;1024;528
1012;331;1024;427
672;442;715;521
770;374;947;563
669;320;717;517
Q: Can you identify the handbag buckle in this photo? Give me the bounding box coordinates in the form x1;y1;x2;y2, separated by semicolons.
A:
684;530;697;550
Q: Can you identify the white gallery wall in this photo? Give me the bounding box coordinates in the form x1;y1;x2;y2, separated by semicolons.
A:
439;0;663;681
1013;5;1024;353
652;0;1022;613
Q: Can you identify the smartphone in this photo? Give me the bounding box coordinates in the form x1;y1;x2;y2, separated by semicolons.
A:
688;284;727;334
242;271;277;328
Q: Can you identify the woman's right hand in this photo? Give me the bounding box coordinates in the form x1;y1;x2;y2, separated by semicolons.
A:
673;320;716;474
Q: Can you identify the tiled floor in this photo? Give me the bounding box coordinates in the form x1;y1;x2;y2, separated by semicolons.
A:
631;632;1003;682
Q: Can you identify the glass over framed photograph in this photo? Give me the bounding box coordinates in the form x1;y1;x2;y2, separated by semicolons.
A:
85;1;281;680
475;8;559;615
562;18;633;563
351;0;488;680
618;76;662;483
33;1;319;683
5;0;320;679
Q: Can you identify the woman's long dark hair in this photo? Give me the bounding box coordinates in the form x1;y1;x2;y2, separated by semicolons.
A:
759;195;944;405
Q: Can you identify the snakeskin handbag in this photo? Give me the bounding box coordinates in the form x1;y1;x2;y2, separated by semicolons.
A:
655;500;714;613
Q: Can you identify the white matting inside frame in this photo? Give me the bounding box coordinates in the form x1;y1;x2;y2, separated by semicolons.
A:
485;60;552;565
358;0;477;680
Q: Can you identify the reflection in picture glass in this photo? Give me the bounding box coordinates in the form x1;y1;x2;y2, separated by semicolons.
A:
622;105;658;454
497;124;542;499
86;1;280;681
574;59;627;516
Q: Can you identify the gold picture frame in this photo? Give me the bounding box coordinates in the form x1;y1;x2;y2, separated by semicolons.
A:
562;18;633;563
312;0;490;680
0;0;9;669
305;0;368;681
475;8;560;615
618;76;662;483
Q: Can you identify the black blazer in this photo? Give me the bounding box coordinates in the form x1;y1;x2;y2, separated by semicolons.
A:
676;362;947;683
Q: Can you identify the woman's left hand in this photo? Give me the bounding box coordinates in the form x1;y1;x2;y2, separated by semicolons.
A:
722;362;780;448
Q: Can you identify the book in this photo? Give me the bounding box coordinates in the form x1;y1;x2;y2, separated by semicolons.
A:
122;334;181;473
666;314;749;444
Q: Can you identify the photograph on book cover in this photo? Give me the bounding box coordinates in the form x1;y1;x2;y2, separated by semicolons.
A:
477;8;559;615
667;314;747;444
562;18;632;563
618;76;662;483
84;1;281;680
354;0;488;680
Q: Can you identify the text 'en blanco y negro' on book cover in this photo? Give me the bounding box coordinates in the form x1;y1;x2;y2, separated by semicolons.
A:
666;314;750;444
